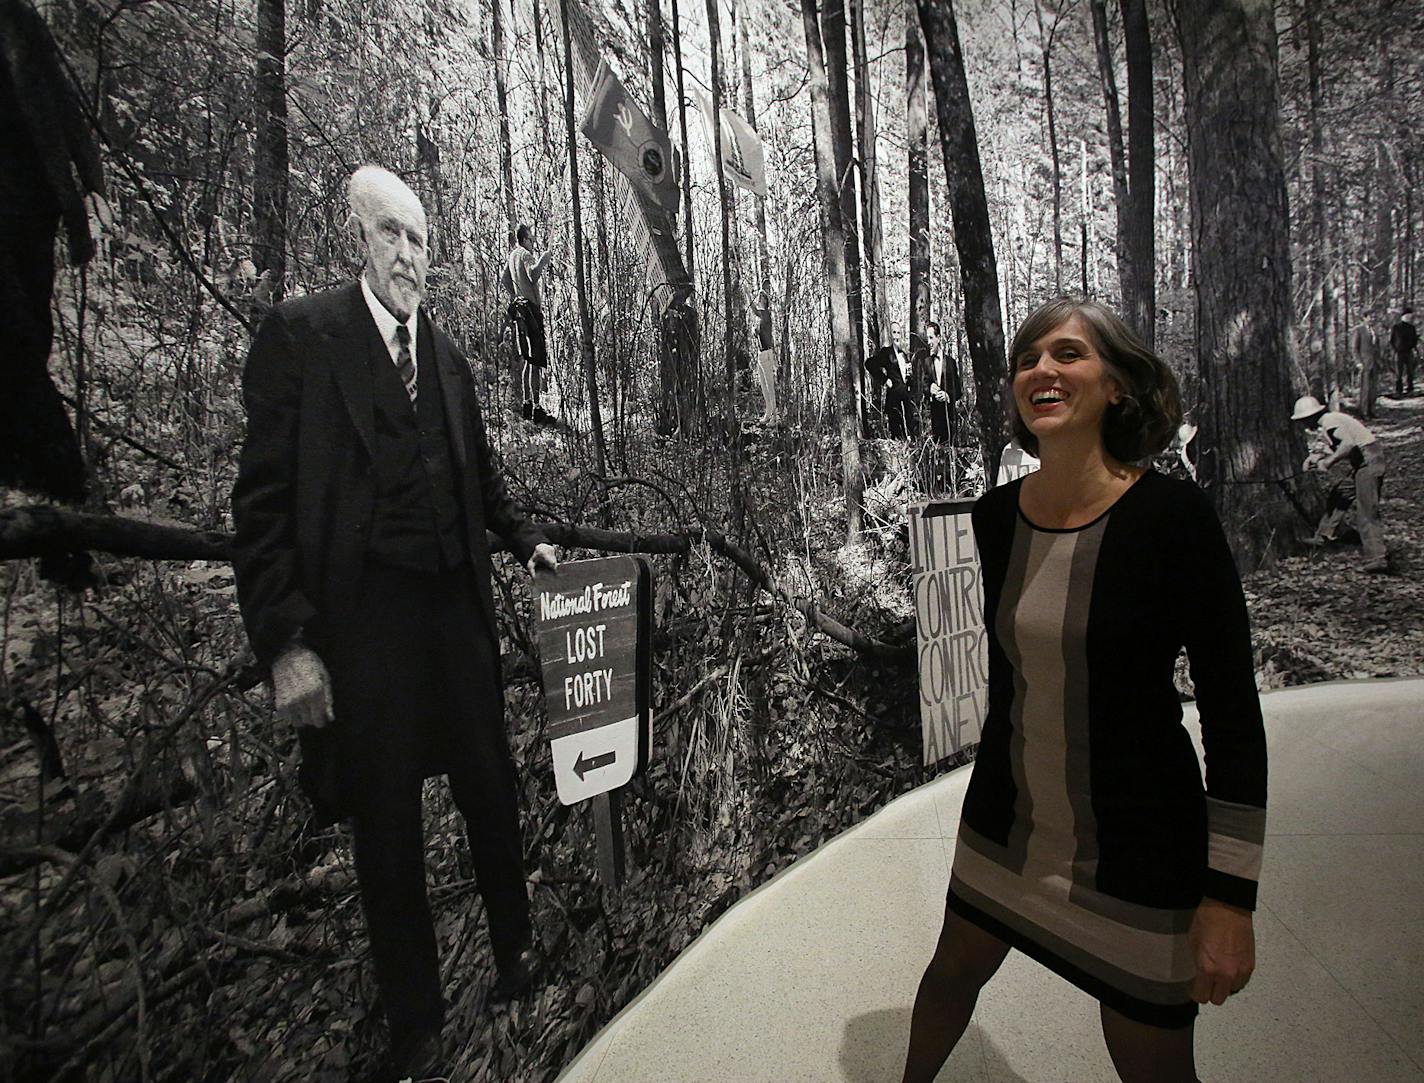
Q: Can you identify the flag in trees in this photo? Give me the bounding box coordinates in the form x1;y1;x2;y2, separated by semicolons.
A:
691;87;768;197
580;57;680;213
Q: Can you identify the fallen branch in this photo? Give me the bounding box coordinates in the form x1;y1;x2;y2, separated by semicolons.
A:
22;958;210;1077
700;528;906;659
30;860;353;1034
213;862;356;929
0;770;198;878
0;506;230;563
1;662;263;879
651;663;731;730
57;392;184;471
201;926;336;964
21;665;247;935
0;508;913;659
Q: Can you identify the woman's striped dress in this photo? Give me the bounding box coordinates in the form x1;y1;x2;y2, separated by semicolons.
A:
948;470;1268;1027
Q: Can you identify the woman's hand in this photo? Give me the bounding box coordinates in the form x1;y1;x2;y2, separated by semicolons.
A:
1188;898;1255;1006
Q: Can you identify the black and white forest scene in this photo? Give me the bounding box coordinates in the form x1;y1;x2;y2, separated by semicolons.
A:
2;0;1422;1079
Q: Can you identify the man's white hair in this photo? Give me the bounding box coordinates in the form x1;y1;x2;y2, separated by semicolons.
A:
347;164;425;225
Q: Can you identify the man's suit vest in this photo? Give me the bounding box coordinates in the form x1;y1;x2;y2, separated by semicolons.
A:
366;315;467;571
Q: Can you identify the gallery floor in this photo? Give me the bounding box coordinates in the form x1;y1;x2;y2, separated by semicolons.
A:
554;679;1424;1083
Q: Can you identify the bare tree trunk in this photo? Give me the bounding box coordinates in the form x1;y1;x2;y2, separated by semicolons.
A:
417;118;448;264
737;0;771;303
801;0;864;540
593;155;611;292
1300;0;1332;395
916;0;1008;481
850;0;888;349
1176;0;1301;569
822;0;866;410
558;0;610;497
669;0;701;421
721;2;747;376
1091;0;1132;309
253;0;288;305
1405;165;1415;303
706;0;737;422
532;0;552;155
780;247;795;393
706;0;747;531
1371;142;1394;311
1120;0;1155;346
643;0;681;427
491;0;516;232
646;0;669;130
670;0;696;284
1080;137;1090;293
1034;0;1063;292
1371;37;1396;313
907;0;930;345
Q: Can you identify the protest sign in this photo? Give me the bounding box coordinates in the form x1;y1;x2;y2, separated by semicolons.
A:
909;500;987;765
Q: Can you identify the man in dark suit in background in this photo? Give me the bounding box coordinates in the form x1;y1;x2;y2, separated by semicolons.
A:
232;165;558;1079
1390;307;1418;396
919;321;958;444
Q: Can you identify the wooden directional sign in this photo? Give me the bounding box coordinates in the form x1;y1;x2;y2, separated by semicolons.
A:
532;556;652;806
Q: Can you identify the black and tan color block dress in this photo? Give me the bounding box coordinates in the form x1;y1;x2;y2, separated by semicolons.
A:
947;470;1268;1028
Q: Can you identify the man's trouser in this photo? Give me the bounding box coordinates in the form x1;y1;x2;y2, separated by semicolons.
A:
0;210;87;500
757;348;777;418
885;385;918;439
510;299;547;368
1315;445;1387;564
318;562;530;1042
1397;348;1416;395
1353;449;1388;564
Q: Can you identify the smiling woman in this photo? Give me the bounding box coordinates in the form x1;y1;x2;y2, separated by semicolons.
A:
1007;296;1181;466
903;296;1267;1083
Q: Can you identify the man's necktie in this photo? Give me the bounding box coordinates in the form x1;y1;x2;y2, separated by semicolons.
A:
395;324;417;403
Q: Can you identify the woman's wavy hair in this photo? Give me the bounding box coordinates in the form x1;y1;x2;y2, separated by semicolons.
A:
1008;296;1182;463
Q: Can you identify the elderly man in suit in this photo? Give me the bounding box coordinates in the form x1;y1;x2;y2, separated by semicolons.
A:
232;164;558;1079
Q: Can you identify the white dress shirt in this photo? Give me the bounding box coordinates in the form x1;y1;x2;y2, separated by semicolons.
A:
360;275;419;379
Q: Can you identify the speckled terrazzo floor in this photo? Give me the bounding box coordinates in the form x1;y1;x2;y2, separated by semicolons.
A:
553;679;1424;1083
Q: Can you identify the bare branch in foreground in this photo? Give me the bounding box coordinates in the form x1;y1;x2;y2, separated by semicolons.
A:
0;507;912;659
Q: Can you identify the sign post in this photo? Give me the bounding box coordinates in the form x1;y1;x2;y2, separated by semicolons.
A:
532;556;652;887
909;500;987;765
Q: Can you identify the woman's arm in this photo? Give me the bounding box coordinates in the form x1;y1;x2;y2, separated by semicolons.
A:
1177;484;1268;1003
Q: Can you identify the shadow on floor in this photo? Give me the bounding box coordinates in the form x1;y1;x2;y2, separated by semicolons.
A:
840;1009;1032;1083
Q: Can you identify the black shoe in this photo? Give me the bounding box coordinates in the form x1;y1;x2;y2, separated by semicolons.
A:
532;405;555;425
520;401;534;420
387;1028;445;1082
490;944;544;1004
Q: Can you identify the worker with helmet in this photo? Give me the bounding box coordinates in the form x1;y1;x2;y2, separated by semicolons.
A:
1290;395;1389;572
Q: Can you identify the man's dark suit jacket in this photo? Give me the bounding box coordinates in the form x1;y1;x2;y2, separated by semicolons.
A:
232;281;547;670
913;344;957;443
1390;318;1418;357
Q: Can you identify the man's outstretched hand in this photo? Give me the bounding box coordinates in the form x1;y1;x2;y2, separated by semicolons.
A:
271;644;333;729
527;543;559;577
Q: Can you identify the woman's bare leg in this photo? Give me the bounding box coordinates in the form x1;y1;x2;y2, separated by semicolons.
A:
901;906;1010;1083
1100;1003;1200;1083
